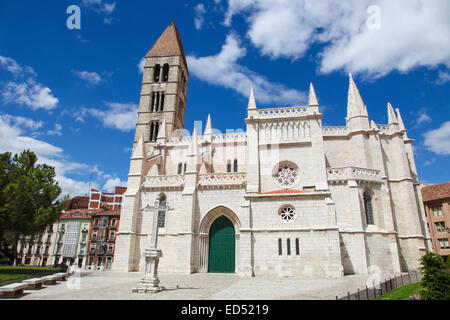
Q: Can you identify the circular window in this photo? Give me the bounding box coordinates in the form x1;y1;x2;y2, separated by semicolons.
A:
273;161;299;188
279;205;296;223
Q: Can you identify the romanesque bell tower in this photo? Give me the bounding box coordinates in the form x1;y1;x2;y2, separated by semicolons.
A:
113;22;189;272
135;22;189;147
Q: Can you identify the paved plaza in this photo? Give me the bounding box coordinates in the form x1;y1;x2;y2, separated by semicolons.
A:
13;270;405;300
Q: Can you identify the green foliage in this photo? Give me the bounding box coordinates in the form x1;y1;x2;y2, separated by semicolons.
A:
418;252;450;300
0;150;68;263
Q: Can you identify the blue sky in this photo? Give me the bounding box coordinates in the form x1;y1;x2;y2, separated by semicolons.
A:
0;0;449;197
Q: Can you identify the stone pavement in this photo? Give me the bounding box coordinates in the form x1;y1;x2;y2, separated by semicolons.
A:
15;270;402;300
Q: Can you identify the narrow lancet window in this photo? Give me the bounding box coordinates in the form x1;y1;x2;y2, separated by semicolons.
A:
162;64;169;82
364;191;374;225
153;64;160;82
233;159;238;172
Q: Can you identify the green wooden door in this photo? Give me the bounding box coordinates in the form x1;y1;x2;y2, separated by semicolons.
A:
208;216;235;273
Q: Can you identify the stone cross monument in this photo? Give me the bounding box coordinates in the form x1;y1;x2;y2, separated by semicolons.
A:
133;199;172;293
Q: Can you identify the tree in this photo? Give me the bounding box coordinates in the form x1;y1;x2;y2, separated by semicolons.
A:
418;252;450;300
0;150;67;264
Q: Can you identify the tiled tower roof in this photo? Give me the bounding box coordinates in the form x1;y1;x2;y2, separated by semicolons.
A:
145;22;188;73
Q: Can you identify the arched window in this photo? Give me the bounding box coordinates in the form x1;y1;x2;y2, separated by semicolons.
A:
153;64;160;82
149;122;155;141
151;92;155;112
177;163;183;175
160;93;165;111
158;194;166;207
183;162;187;173
295;238;300;255
162;64;169;82
278;238;282;256
226;160;232;173
363;191;374;225
154;122;159;141
233;159;238;172
287;238;291;256
155;92;160;112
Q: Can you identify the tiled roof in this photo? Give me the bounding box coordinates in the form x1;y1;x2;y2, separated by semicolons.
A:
421;182;450;202
59;209;103;219
145;22;188;73
259;189;314;195
63;196;89;211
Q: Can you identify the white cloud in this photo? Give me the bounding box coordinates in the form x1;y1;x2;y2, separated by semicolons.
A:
103;177;127;193
436;71;450;85
138;57;146;74
423;121;450;155
221;0;450;78
187;34;306;105
0;114;122;198
2;79;59;110
47;123;63;136
85;102;138;132
0;56;59;110
194;3;207;30
73;70;102;85
416;111;432;126
1;114;44;131
82;0;116;20
0;56;36;76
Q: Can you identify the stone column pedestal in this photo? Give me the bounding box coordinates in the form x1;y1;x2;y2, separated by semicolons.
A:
132;248;165;293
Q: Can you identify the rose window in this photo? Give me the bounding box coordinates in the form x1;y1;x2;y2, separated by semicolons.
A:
273;162;298;187
279;205;296;223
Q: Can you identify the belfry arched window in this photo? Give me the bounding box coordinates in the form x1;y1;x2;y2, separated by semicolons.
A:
153;64;160;82
177;163;183;175
162;64;169;82
151;93;155;112
160;93;165;111
233;159;238;172
363;191;374;225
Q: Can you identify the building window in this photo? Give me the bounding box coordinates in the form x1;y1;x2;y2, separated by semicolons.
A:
432;206;443;216
160;93;165;111
111;219;116;228
278;238;282;256
363;191;374;225
227;160;232;173
233;159;238;172
279;205;296;223
157;211;166;228
436;222;446;233
287;239;291;256
178;162;183;175
273;161;299;188
153;64;160;82
295;238;300;255
438;239;450;249
162;64;169;82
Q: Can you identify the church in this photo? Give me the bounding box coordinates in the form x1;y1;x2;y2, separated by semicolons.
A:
112;23;431;277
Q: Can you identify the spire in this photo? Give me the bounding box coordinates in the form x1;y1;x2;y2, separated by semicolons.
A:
347;73;367;120
370;120;377;130
308;83;319;106
387;102;398;124
189;127;199;156
204;114;212;136
247;85;257;110
157;117;167;139
145;22;188;72
131;135;145;159
395;108;406;132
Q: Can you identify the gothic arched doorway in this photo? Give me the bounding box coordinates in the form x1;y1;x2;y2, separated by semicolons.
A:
208;215;235;273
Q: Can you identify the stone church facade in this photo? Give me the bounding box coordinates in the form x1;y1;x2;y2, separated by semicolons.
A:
112;23;431;277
